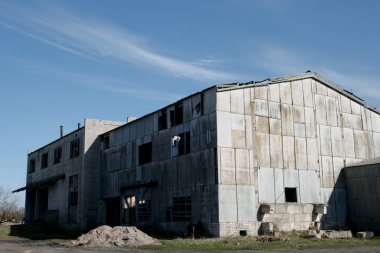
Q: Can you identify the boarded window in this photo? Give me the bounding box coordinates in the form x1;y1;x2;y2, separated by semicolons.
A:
172;196;191;222
54;146;62;164
285;188;297;203
138;199;151;222
70;139;80;158
41;153;48;169
158;110;167;131
138;142;152;165
69;175;79;206
29;159;35;173
178;131;190;156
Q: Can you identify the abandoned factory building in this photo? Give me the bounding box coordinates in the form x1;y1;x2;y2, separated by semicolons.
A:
17;71;380;237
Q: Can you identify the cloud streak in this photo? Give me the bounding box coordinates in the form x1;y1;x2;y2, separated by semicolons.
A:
0;2;236;82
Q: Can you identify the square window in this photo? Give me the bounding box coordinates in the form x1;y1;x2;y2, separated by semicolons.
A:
69;175;79;206
70;139;80;158
138;142;152;165
41;153;48;169
285;188;297;203
54;147;62;164
29;159;36;173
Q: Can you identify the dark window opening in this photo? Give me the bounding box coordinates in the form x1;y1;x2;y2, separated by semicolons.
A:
285;188;297;203
138;199;151;222
175;104;183;125
240;230;247;236
158;110;167;131
70;139;80;158
54;147;62;164
172;196;191;222
29;159;36;173
178;131;190;156
41;153;48;169
69;175;79;206
103;135;110;149
138;142;152;165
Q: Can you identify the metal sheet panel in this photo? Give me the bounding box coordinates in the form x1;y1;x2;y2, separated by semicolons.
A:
270;134;283;168
305;107;316;138
217;111;232;147
371;112;380;133
321;156;334;187
274;168;285;203
255;86;267;100
283;169;298;187
281;104;294;136
255;116;269;133
235;149;250;185
344;128;356;158
299;170;320;203
245;115;253;148
255;99;269;117
351;101;361;115
331;127;344;157
295;137;307;169
268;83;280;102
373;132;380;157
302;79;314;107
334;189;347;222
244;88;252;115
231;113;245;131
183;98;192;123
283;136;295;169
291;80;304;106
231;89;245;114
218;185;237;222
203;88;216;115
354;130;369;159
315;81;327;95
279;82;292;104
332;157;345;188
361;107;372;131
258;167;275;203
256;132;270;167
220;148;236;185
306;138;319;171
237;185;256;221
319;125;332;156
293;105;305;123
217;91;231;112
269;118;282;135
326;96;338;126
340;95;352;114
268;101;281;119
315;94;327;125
191;94;202;119
294;123;306;138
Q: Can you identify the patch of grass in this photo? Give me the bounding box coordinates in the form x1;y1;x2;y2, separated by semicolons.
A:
0;225;10;238
141;235;380;251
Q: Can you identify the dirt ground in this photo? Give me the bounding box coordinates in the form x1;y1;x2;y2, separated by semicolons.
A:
1;240;380;253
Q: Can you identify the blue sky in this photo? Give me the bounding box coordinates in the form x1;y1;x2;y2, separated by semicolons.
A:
1;0;380;206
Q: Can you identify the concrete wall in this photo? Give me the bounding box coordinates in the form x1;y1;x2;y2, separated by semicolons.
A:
101;88;219;235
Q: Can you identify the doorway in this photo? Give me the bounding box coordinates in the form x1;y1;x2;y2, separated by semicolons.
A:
105;197;121;227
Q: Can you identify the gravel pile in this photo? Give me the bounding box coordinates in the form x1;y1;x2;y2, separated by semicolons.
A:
72;225;160;247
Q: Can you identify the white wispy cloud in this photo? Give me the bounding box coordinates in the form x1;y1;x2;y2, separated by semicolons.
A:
0;2;236;82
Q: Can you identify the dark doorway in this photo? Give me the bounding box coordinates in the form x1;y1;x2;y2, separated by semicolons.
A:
27;190;36;222
125;195;136;226
38;188;48;216
106;197;121;227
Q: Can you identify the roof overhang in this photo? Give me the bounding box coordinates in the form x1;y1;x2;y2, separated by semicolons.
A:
12;174;65;193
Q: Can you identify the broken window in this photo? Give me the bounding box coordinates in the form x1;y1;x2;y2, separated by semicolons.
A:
172;196;191;222
138;199;151;222
69;175;79;206
138;142;152;165
178;131;190;156
158;110;167;131
285;188;297;203
169;103;184;128
54;146;62;164
70;139;80;158
103;135;110;149
29;159;35;173
41;153;48;169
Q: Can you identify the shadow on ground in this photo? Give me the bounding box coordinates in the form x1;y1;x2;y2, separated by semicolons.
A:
9;224;81;240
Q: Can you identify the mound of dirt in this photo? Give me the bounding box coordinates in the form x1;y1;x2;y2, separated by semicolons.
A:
72;225;160;247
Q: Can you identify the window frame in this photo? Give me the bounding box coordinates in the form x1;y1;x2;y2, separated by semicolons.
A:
54;146;62;164
70;139;80;158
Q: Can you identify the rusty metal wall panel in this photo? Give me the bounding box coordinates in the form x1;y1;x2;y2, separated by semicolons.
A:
244;88;252;115
258;167;275;203
255;86;267;100
321;156;334;187
256;132;270;168
326;97;338;126
245;115;253;148
231;89;245;114
274;168;285;203
299;170;320;203
268;83;280;102
270;134;283;168
279;82;292;104
302;79;314;107
220;147;236;185
269;118;282;135
306;138;319;171
354;130;369;159
315;94;327;125
281;104;294;136
255;116;269;133
331;127;344;157
291;80;304;106
295;137;307;169
235;148;250;185
343;128;356;158
216;111;232;147
293;105;305;123
305;107;316;138
319;125;332;156
255;99;269;117
282;136;295;169
361;107;372;131
268;101;281;119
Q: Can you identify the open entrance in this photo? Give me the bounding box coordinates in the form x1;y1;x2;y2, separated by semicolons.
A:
38;187;48;217
124;195;136;226
26;190;36;222
105;197;121;227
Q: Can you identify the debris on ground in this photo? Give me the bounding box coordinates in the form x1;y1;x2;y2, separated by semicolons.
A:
72;225;160;247
356;231;374;239
307;230;352;239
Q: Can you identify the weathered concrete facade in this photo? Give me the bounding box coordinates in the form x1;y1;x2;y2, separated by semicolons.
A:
20;119;124;231
21;71;380;236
